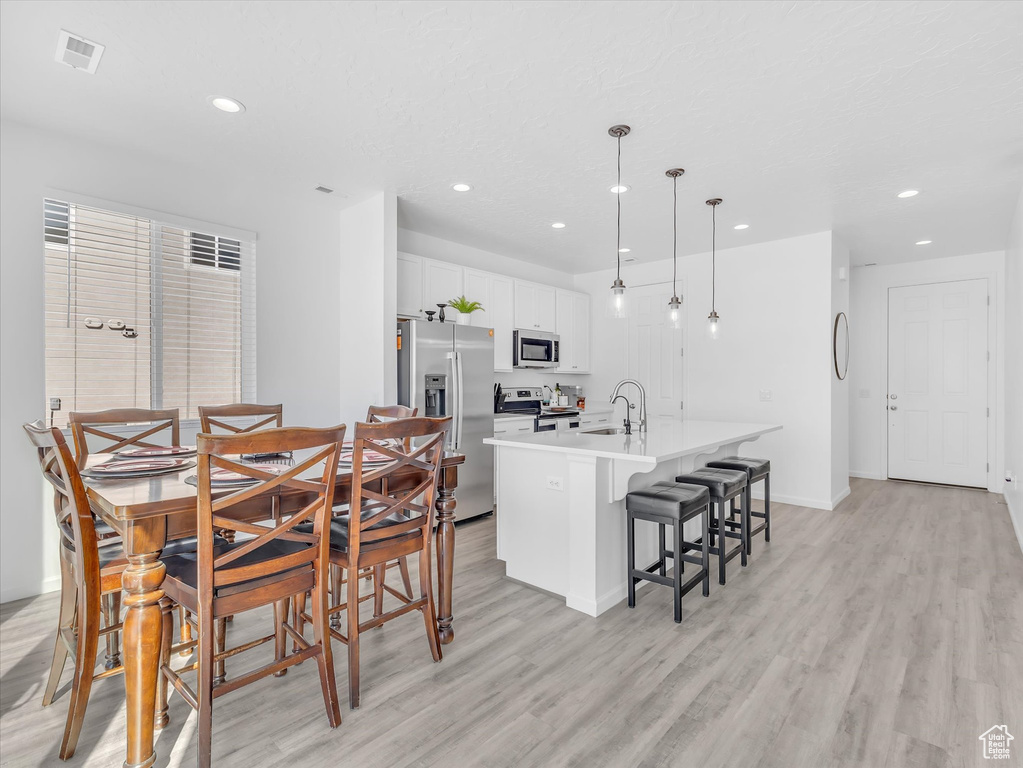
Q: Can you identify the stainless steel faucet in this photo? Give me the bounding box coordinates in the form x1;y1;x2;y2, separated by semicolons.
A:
611;395;633;435
610;379;647;432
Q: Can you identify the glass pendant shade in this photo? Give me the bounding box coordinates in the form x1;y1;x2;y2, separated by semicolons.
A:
607;277;629;319
706;310;721;340
667;295;682;330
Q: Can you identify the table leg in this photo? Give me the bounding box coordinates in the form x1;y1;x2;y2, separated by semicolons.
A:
435;478;456;645
122;550;166;768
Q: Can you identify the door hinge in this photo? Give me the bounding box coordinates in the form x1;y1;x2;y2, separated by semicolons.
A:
987;407;990;417
680;348;684;357
987;351;990;361
987;295;990;306
680;400;684;411
987;462;990;472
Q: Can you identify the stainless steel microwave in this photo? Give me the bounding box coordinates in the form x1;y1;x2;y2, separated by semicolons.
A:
513;329;560;368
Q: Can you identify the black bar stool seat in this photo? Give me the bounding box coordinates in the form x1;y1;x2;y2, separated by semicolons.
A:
626;481;711;623
707;456;771;553
674;467;749;585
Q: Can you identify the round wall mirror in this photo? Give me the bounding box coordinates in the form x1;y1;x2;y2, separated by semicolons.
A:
833;312;850;380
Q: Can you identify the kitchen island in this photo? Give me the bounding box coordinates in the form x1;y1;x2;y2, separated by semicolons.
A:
484;418;782;616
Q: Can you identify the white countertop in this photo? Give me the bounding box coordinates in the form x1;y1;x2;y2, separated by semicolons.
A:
484;417;782;464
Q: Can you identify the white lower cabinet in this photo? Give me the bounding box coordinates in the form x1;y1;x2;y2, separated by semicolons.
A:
494;416;535;436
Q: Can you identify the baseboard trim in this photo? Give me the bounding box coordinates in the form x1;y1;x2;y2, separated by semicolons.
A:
0;574;60;605
1007;495;1023;557
749;491;834;511
849;470;885;480
831;486;852;509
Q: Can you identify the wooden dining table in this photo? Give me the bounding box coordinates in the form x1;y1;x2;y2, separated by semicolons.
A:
83;451;465;768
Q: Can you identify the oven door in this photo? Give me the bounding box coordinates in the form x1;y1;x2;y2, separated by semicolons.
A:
513;330;560;368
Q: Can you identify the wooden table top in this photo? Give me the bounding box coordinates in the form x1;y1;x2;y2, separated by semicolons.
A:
83;451;466;521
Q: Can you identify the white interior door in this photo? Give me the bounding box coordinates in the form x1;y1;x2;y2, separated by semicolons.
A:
887;279;988;487
626;283;684;418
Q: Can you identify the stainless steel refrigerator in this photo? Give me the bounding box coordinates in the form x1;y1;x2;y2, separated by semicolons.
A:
396;320;494;521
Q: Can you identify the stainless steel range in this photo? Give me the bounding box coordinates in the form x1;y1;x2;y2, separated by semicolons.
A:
495;387;581;432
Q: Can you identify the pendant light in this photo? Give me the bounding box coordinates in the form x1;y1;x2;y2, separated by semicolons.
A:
606;125;630;319
665;168;685;330
706;198;722;340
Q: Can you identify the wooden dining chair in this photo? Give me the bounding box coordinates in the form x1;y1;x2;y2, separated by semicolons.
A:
66;407;181;669
300;417;450;709
158;426;346;768
68;407;181;462
24;421;128;760
198;403;283;434
364;404;418;613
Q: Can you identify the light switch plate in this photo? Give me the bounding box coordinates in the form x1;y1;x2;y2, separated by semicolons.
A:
759;390;772;402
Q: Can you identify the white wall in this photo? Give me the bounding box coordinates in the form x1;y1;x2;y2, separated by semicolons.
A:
831;235;851;507
0;120;390;601
339;192;399;423
1004;188;1023;551
848;251;1006;490
574;231;841;510
397;228;576;290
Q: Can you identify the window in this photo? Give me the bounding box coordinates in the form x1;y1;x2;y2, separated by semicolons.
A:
43;198;256;426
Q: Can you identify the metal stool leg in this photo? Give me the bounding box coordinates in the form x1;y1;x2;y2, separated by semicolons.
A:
741;484;750;565
717;501;727;585
627;512;636;607
672;520;683;623
658;524;667;577
701;504;710;597
765;474;771;542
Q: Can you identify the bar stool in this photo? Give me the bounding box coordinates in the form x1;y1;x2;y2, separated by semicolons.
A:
674;467;748;585
707;457;770;554
626;481;711;623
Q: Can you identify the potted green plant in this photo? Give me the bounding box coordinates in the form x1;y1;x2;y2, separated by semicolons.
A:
448;295;485;325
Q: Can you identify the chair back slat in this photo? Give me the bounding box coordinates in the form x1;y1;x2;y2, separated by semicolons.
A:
68;408;180;463
23;421;101;578
348;417;450;560
366;405;417;450
199;404;283;435
195;426;345;597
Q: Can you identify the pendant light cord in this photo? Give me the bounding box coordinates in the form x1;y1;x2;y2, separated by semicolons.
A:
672;176;678;296
711;201;717;312
616;135;622;281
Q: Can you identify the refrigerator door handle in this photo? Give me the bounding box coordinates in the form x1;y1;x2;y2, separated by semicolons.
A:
446;351;459;450
454;350;465;450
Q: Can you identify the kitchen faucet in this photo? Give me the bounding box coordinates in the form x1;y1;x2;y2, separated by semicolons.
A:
611;395;633;435
610;379;647;432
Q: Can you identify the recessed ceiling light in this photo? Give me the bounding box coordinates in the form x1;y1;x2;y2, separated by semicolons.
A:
452;183;472;192
209;96;245;113
609;185;631;194
733;224;749;230
551;222;566;229
915;240;932;245
618;247;631;253
898;190;919;198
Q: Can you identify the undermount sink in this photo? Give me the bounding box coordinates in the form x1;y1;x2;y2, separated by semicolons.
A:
582;427;627;435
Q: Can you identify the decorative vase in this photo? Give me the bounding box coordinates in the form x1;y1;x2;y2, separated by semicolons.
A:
457;313;472;325
437;304;447;323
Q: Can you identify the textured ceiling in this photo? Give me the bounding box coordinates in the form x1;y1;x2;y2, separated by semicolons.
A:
2;1;1021;271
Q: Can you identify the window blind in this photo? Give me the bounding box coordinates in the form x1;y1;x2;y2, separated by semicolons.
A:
43;198;256;426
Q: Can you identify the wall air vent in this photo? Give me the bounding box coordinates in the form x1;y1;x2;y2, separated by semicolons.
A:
314;186;335;194
55;30;105;74
621;257;638;264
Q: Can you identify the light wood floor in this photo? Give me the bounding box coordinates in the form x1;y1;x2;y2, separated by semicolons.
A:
1;478;1021;767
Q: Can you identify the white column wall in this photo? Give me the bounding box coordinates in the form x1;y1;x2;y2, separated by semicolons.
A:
1003;188;1023;551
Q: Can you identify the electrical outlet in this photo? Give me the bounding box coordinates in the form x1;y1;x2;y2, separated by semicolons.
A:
759;390;772;402
546;476;564;492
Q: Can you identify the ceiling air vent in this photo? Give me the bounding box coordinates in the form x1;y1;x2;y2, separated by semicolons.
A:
55;30;105;74
314;186;334;194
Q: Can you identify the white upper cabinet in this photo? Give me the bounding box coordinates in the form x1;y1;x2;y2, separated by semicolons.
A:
422;258;464;321
464;268;515;371
556;289;591;374
397;253;424;318
491;276;515;371
514;281;556;332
